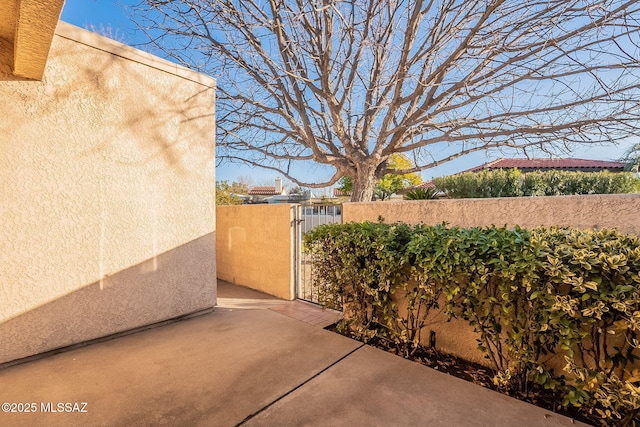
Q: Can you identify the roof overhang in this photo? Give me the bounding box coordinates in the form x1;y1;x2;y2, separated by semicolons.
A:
0;0;65;80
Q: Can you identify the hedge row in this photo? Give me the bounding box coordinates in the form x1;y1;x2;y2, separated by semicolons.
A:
304;222;640;425
432;169;640;198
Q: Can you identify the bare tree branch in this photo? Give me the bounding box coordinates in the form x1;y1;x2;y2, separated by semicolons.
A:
132;0;640;201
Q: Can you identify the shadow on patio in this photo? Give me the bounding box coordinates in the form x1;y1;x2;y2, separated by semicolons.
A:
0;280;586;426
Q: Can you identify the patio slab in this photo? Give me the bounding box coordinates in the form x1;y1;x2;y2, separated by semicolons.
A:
244;345;587;427
217;280;343;328
0;281;589;426
0;309;361;427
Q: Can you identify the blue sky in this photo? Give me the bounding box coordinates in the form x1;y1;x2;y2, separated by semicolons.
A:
61;0;137;41
60;1;636;189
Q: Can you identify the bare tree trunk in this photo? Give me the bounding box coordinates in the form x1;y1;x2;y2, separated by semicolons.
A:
350;166;378;202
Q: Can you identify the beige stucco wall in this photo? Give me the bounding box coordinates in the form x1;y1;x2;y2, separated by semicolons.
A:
217;205;295;300
0;22;216;364
389;293;488;366
344;194;640;233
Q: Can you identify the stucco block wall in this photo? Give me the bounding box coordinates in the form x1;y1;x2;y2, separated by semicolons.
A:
0;22;216;364
344;194;640;233
217;205;294;300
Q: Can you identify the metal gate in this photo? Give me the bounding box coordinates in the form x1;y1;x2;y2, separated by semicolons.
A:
293;204;342;303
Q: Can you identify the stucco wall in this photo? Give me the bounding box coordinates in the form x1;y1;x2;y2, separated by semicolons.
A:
344;194;640;233
217;205;295;300
0;22;216;364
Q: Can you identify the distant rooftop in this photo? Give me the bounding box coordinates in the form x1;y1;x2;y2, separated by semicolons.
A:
333;188;351;197
467;158;625;173
414;158;626;192
415;181;437;189
248;186;285;196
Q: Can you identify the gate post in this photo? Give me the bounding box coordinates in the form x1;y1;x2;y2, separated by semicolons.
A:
290;204;300;300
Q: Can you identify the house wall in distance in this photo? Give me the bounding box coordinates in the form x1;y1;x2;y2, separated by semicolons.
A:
344;194;640;234
217;205;295;300
0;22;216;364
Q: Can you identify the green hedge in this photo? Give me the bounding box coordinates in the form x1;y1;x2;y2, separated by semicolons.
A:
305;222;640;425
432;169;640;198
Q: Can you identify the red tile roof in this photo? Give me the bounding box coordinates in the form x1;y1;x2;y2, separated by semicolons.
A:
468;158;625;172
416;181;436;189
248;186;283;196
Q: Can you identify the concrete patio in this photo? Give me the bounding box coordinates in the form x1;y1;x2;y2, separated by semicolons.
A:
0;280;588;426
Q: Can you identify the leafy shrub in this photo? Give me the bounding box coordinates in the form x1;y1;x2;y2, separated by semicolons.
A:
533;227;640;422
433;169;524;198
305;222;640;426
433;169;640;198
304;222;413;342
404;187;440;200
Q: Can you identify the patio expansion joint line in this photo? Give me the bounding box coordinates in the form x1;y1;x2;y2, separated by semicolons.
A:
235;342;365;426
0;307;215;370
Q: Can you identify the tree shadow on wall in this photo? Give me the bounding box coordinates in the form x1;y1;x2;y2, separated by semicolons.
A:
2;29;216;175
0;233;216;367
0;29;218;366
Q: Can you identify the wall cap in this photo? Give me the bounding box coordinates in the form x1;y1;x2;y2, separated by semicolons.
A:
55;21;216;89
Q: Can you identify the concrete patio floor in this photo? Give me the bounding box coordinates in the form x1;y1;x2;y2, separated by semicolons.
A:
0;281;588;426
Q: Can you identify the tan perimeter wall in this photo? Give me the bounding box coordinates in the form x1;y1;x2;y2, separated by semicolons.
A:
344;194;640;233
217;205;294;300
0;22;217;364
344;194;640;365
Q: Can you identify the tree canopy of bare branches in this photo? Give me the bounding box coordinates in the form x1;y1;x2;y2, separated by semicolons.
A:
133;0;640;201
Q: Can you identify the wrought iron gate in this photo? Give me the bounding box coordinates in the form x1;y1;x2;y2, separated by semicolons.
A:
293;204;342;303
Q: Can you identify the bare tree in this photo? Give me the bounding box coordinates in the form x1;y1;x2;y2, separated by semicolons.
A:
620;142;640;172
132;0;640;201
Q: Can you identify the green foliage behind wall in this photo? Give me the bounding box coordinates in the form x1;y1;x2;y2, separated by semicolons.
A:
433;169;640;198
